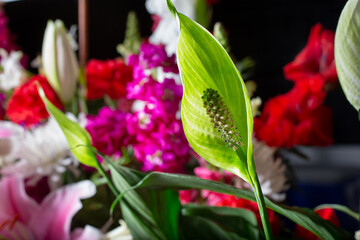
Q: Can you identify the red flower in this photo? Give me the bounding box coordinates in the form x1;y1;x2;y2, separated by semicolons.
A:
255;23;336;147
254;88;333;147
86;59;133;100
283;23;337;85
294;208;339;240
6;75;63;127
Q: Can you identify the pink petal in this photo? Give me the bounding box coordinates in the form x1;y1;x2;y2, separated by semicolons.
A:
0;176;39;224
29;180;96;240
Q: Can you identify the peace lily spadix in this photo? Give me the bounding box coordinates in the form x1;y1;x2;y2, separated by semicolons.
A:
42;19;79;103
166;0;272;238
335;0;360;115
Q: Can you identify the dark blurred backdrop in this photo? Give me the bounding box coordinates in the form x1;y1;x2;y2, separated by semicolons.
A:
4;0;360;143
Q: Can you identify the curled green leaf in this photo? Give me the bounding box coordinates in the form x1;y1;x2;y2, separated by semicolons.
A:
335;0;360;111
38;85;98;167
166;0;253;183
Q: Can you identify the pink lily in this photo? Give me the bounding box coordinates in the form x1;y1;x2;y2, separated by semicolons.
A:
0;176;103;240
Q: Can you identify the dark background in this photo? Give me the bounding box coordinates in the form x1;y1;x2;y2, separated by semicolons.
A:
4;0;360;143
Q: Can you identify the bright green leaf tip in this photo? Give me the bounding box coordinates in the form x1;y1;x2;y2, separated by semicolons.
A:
166;0;177;18
37;84;98;168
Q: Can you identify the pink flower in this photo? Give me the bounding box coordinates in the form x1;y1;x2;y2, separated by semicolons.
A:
0;176;102;240
86;107;133;160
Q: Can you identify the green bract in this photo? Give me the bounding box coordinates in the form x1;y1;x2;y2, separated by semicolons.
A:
335;0;360;112
38;86;97;167
167;0;253;183
42;20;79;104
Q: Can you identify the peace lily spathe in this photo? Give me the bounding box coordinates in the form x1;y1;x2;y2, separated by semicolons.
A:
42;19;79;103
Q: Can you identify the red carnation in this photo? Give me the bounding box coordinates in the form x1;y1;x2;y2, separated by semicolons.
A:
284;23;337;85
6;75;63;127
294;208;339;240
86;58;133;100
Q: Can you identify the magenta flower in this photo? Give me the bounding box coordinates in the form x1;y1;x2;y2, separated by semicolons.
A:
138;42;178;73
0;176;102;240
86;107;133;159
131;118;190;173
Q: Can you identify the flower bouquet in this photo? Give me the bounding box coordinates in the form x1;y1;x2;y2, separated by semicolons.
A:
0;0;359;239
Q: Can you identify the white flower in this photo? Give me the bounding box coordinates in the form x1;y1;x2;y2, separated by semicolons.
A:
0;114;79;189
145;0;196;55
102;220;133;240
0;49;26;91
42;19;79;103
0;120;25;167
355;230;360;240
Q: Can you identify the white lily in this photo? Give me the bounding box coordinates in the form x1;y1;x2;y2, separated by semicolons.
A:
42;19;79;103
102;220;133;240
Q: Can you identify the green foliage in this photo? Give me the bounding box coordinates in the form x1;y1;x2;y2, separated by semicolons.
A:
38;86;97;167
127;170;352;240
167;0;253;184
214;22;231;53
117;11;141;58
315;204;359;220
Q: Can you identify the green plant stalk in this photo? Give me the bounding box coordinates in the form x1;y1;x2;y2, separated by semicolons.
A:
78;67;88;114
236;150;272;239
94;156;119;197
250;171;273;239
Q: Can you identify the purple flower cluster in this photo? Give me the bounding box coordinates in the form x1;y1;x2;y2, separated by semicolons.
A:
85;42;190;173
86;107;132;159
126;42;189;173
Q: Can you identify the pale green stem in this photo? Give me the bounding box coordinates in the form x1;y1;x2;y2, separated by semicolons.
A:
250;173;273;240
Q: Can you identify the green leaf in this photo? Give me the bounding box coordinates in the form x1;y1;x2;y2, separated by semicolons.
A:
126;170;352;240
166;1;271;237
335;0;360;111
167;0;252;183
38;86;97;167
180;215;244;240
315;204;359;220
117;11;141;58
108;161;178;240
195;0;211;29
182;205;260;240
149;190;180;240
120;200;161;240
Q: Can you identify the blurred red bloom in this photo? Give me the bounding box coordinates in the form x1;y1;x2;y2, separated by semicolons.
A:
294;208;339;240
283;23;337;85
255;23;336;147
254;89;333;147
6;75;63;128
86;59;133;100
206;0;220;5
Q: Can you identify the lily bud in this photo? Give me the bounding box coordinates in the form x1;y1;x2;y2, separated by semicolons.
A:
42;19;79;103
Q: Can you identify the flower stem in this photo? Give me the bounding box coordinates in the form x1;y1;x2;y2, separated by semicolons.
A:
95;158;118;196
250;172;273;240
